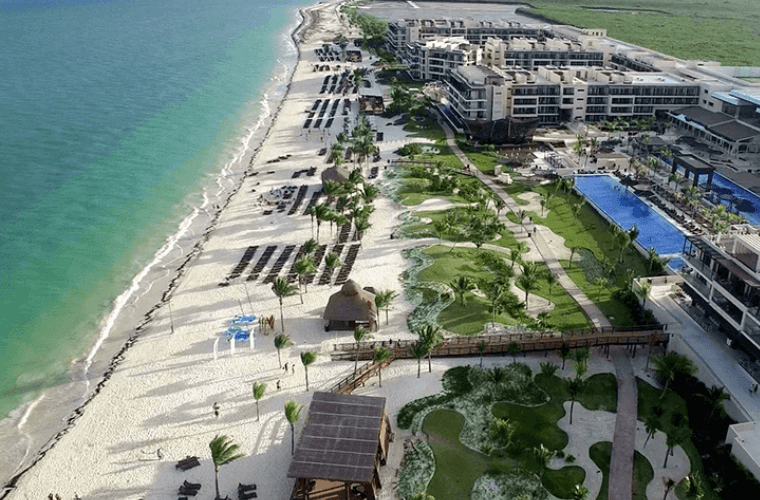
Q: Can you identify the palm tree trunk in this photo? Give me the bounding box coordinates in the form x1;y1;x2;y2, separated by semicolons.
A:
290;423;295;454
215;465;221;499
663;447;670;468
305;367;310;392
660;378;670;399
570;400;575;424
428;353;432;373
279;299;285;333
355;347;359;373
256;401;260;422
378;367;383;387
277;348;282;369
417;359;421;378
385;308;389;325
644;431;652;448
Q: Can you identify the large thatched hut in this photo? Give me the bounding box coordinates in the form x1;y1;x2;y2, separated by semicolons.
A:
323;280;378;332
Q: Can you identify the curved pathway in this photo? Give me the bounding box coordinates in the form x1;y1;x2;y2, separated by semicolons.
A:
438;121;611;328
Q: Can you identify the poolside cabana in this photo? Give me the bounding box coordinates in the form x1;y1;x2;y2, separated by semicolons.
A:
323;280;378;332
288;392;391;500
672;153;714;189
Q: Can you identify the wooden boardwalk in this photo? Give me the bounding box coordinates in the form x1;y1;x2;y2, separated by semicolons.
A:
330;326;667;363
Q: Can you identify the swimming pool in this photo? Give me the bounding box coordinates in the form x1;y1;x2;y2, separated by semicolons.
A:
699;172;760;226
574;174;686;255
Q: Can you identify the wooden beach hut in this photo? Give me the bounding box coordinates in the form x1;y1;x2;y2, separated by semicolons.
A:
287;392;391;500
323;280;378;332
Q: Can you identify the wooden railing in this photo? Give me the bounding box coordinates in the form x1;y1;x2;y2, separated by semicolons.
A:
330;325;668;362
327;355;395;395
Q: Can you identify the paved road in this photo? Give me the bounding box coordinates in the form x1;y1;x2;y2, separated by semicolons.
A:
439;121;612;328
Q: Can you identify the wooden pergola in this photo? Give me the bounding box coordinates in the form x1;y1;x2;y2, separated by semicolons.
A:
287;392;391;500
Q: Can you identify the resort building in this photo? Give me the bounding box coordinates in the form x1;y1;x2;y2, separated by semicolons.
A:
681;233;760;360
386;18;545;58
482;37;605;70
445;64;700;125
406;37;481;82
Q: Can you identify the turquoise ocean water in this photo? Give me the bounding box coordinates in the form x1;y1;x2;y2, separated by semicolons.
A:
0;0;308;452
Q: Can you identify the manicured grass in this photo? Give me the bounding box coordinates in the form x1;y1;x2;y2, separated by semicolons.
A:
498;180;655;327
543;466;587;499
418;246;593;334
493;400;569;453
422;410;492;500
589;441;654;500
527;1;760;66
637;378;701;476
580;373;618;413
397;176;478;206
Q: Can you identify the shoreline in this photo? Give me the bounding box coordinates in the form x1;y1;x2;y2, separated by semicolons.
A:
0;5;311;494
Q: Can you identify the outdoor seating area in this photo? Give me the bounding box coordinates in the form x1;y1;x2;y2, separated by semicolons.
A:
174;456;200;471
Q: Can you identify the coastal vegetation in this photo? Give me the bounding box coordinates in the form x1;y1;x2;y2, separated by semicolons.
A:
520;0;760;66
396;364;617;500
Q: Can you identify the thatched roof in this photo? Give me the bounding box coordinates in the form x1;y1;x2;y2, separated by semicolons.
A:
321;164;351;184
323;280;377;322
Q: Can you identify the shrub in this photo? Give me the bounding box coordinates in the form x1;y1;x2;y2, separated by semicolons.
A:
442;365;474;396
397;393;454;429
565;454;576;463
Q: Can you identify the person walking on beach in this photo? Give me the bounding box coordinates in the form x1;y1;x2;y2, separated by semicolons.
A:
276;380;281;391
284;362;288;373
212;402;220;418
291;364;295;375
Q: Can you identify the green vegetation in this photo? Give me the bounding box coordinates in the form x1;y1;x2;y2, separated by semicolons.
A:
524;1;760;66
589;441;654;500
398;366;618;500
417;246;592;334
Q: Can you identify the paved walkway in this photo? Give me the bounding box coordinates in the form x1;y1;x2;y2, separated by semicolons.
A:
439;121;612;328
610;347;637;500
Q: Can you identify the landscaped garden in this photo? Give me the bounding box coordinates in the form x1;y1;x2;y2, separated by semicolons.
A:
396;359;620;500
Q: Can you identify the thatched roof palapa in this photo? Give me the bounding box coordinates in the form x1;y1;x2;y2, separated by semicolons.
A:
323;280;377;322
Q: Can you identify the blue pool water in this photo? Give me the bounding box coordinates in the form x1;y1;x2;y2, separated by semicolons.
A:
699;172;760;226
574;175;686;255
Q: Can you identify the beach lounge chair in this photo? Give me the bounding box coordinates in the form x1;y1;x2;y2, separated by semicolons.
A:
238;483;257;492
183;480;201;490
238;491;257;500
178;486;199;496
175;456;200;471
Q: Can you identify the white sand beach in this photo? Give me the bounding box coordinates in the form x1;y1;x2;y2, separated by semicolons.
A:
4;3;689;499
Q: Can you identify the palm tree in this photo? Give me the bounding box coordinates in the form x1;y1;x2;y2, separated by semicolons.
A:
322;179;342;203
567;377;583;424
628;224;639;247
374;290;398;325
507;342;521;364
699;385;729;421
572;484;589;500
572;200;584;224
284;400;303;455
272;277;297;333
663;478;676;500
354;217;372;243
616;230;631;263
373;347;392;387
433;219;448;246
573;360;588;381
569;246;580;268
516;209;527;232
536;311;551;331
651;352;697;398
294;257;317;302
646;246;660;273
490;418;516;449
517;262;540;310
685;186;701;221
312;204;331;242
449;276;475;306
417;324;442;373
643;414;660;448
273;334;293;369
411;341;428;378
593;276;607;300
209;435;244;499
300;351;317;392
683;473;706;500
559;344;571;369
663;427;690;468
302;238;319;257
353;327;372;372
325;252;342;273
252;382;266;422
476;341;487;367
533;444;555;478
636;281;652;308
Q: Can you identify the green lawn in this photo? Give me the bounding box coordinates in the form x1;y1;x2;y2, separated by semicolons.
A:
589;441;654;500
498;180;656;327
527;1;760;66
418;246;593;334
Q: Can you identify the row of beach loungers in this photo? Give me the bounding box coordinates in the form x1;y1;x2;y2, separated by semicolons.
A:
315;47;339;62
335;244;360;285
175;456;257;500
291;167;317;179
262;245;296;284
303;98;351;129
318;243;344;285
